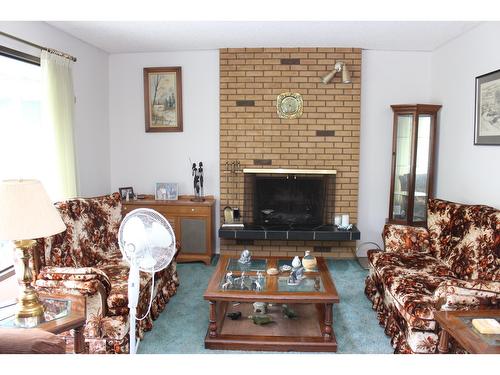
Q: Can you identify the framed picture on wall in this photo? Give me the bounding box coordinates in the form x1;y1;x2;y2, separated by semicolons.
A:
155;183;178;200
474;68;500;145
144;66;183;133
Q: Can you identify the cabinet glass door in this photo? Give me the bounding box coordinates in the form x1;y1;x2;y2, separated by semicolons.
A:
392;115;413;221
413;115;431;222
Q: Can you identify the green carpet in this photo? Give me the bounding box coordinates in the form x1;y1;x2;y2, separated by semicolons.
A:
138;258;393;354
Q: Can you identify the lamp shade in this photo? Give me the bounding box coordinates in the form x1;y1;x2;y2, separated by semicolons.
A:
320;70;337;84
0;179;66;241
342;66;351;84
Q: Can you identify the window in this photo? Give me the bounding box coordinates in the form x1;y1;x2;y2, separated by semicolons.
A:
0;51;58;269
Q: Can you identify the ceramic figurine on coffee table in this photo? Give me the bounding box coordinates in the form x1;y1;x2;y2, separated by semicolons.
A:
302;250;317;272
238;249;251;264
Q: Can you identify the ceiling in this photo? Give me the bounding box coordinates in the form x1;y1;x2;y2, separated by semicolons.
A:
47;21;481;54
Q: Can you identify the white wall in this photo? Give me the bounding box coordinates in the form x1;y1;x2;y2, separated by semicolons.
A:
431;22;500;209
108;50;220;247
358;50;432;248
0;21;110;197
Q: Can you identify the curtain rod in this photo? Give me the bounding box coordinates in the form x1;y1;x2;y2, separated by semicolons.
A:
0;31;77;62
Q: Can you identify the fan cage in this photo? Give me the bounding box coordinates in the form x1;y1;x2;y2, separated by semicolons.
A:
118;208;176;273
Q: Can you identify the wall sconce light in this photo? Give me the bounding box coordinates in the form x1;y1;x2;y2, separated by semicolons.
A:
320;61;351;84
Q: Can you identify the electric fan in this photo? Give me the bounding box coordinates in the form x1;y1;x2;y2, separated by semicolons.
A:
118;208;176;354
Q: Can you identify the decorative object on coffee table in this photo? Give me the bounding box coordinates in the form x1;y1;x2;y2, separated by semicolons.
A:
227;312;241;320
291;256;301;269
474;68;500;145
204;255;339;352
253;302;267;314
144;66;183;133
238;249;251;264
248;314;273;325
302;250;317;272
266;267;279;275
282;304;298;319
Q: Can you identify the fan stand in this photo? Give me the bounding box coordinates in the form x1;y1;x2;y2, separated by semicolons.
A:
128;260;141;354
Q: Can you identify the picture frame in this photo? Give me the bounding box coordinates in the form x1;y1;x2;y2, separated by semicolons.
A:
144;66;183;133
474;68;500;145
119;186;135;200
155;183;178;201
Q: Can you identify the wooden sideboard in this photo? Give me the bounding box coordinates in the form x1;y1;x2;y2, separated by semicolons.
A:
122;195;215;265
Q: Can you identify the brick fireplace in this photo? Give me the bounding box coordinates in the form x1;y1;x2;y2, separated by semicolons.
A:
219;47;361;259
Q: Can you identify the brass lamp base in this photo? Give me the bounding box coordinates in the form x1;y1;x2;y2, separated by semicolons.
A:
13;239;45;327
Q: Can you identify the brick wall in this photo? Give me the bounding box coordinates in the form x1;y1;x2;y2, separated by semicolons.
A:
219;47;361;259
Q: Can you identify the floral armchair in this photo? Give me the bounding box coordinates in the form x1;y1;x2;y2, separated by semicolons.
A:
32;193;179;353
365;198;499;353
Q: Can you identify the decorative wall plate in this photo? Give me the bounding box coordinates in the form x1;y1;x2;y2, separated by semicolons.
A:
277;92;303;119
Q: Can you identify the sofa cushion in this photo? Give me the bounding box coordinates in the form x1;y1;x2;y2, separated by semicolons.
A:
98;257;153;315
383;224;430;254
368;250;456;279
34;193;123;268
382;272;448;331
427;199;500;281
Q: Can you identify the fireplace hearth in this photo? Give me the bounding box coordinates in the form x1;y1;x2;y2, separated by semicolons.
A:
218;168;360;242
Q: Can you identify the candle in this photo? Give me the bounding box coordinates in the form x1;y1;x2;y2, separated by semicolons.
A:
334;215;342;226
341;214;349;227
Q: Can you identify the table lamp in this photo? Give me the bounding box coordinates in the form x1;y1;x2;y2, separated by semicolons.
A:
0;179;66;327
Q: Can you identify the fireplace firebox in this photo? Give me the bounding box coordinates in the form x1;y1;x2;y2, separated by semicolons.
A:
242;169;336;229
254;175;326;227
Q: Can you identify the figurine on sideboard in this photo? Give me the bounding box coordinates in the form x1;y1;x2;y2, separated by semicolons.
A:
191;161;204;201
238;249;252;264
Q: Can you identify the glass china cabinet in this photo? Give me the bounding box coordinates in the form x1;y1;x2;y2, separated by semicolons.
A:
388;104;441;226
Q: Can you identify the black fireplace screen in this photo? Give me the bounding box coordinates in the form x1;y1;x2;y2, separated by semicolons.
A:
252;175;329;227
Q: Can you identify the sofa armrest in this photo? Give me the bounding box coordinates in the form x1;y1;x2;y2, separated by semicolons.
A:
383;224;430;254
434;279;500;310
37;266;111;294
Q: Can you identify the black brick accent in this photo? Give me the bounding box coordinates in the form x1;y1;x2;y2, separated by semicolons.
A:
236;100;255;107
316;130;336;137
254;159;272;166
280;58;300;65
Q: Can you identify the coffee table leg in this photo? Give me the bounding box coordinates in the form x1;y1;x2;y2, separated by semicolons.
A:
74;325;85;353
208;300;217;338
323;303;333;340
438;330;450;354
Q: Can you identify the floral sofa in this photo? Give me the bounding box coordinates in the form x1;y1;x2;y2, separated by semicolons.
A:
365;198;499;353
32;193;179;353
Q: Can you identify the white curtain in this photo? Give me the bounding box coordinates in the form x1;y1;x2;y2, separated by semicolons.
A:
41;50;78;200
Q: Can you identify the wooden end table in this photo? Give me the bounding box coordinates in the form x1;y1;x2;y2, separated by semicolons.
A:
203;256;339;352
0;293;86;353
434;310;500;354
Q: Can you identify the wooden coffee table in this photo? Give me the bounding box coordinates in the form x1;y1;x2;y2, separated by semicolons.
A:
435;310;500;354
203;256;339;352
